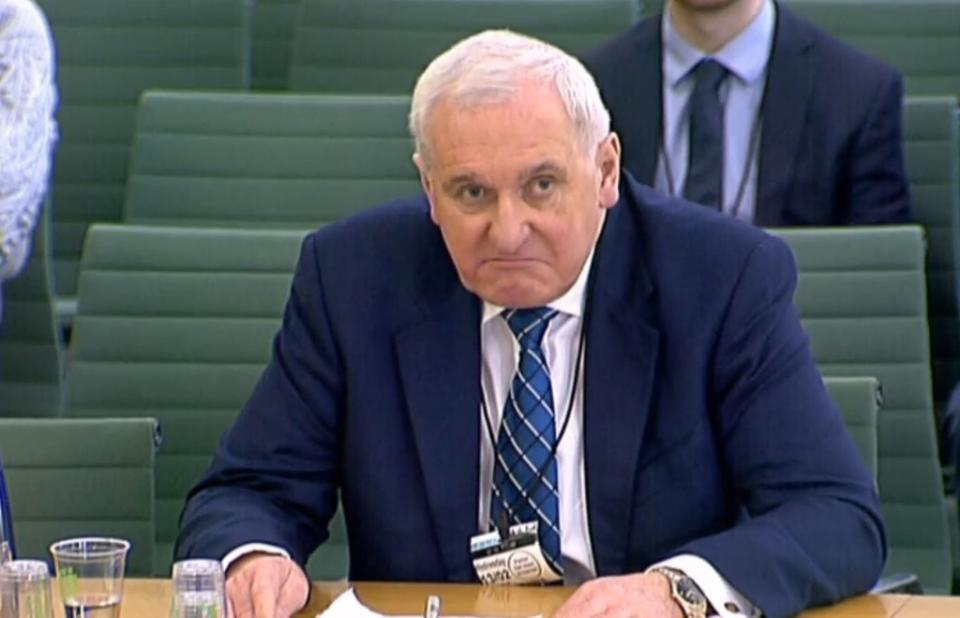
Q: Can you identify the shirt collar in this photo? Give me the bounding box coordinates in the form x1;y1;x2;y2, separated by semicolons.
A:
662;0;775;87
481;243;597;325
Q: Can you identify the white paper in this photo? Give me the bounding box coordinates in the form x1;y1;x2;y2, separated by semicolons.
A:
316;587;542;618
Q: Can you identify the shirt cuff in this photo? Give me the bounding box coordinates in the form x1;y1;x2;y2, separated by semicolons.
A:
221;543;291;574
649;554;761;618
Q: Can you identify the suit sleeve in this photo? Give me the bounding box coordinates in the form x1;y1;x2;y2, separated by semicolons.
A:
675;235;887;618
845;71;913;224
175;233;344;567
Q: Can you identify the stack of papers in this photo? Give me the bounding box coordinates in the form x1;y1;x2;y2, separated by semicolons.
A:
317;588;542;618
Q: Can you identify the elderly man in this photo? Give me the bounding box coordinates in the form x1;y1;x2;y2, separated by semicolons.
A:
176;30;885;618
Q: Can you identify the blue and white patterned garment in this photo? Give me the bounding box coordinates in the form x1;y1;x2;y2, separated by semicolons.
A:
0;0;57;317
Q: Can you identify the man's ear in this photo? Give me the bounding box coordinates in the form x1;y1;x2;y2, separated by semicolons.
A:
597;132;621;209
413;152;440;224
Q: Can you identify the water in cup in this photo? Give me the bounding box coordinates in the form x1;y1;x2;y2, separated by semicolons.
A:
49;538;129;618
62;594;121;618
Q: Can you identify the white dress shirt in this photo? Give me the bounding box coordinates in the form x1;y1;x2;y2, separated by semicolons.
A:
655;0;775;223
479;249;758;617
0;0;57;315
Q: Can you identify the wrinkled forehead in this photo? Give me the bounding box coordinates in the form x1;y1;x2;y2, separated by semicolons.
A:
419;79;586;166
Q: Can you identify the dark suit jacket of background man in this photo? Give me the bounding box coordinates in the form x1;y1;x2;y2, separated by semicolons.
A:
176;175;886;618
583;2;912;226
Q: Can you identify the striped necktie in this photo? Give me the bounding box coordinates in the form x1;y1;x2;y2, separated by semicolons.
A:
490;307;563;576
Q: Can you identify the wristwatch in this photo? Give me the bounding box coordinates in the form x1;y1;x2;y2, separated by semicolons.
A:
650;566;709;618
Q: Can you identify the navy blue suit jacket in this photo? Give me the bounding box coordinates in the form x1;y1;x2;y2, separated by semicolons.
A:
176;177;885;618
583;3;912;226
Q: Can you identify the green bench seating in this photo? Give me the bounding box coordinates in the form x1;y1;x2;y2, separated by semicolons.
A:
902;96;960;440
773;225;952;594
63;224;351;577
124;91;418;228
0;418;157;575
251;0;301;89
289;0;639;93
825;376;881;476
786;0;960;98
36;0;250;301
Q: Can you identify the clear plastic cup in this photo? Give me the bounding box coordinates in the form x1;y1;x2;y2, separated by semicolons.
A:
49;537;130;618
169;560;227;618
0;560;53;618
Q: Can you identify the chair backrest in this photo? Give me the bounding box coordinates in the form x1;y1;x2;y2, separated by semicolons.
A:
785;0;960;99
902;96;960;423
0;418;157;575
64;224;306;575
823;376;881;477
0;205;63;417
772;225;952;594
124;91;418;228
288;0;639;93
36;0;251;298
305;509;348;580
0;455;14;558
251;0;301;89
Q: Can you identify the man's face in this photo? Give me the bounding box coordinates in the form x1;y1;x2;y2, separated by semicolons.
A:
415;82;620;308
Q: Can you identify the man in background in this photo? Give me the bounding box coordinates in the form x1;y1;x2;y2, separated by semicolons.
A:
0;0;57;321
177;30;885;618
585;0;912;226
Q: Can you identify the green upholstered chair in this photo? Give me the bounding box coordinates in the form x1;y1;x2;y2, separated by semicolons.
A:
640;0;663;13
902;96;960;447
823;376;880;477
305;510;348;580
288;0;639;93
0;418;158;575
35;0;250;301
124;91;418;228
773;225;952;594
251;0;302;89
64;224;307;575
785;0;960;98
0;206;63;417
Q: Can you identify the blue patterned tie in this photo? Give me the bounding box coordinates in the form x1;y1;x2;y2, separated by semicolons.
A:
491;307;563;576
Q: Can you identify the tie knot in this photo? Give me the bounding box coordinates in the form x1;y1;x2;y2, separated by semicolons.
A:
504;307;558;347
692;58;728;93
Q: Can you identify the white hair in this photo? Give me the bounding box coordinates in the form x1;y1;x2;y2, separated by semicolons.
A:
409;29;611;165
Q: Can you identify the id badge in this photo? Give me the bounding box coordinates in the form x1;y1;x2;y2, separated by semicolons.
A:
469;521;563;585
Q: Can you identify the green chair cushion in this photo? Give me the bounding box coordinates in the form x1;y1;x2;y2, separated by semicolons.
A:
0;418;157;575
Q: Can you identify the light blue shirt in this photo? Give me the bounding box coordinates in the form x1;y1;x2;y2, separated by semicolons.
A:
655;0;775;222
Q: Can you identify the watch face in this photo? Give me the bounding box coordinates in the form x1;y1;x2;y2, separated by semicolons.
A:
677;578;707;606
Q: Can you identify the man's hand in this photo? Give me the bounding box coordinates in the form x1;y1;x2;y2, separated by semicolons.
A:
226;552;310;618
552;572;684;618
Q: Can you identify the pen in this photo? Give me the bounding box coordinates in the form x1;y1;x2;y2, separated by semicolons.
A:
423;594;441;618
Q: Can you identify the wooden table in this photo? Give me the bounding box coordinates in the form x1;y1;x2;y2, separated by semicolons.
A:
98;579;960;617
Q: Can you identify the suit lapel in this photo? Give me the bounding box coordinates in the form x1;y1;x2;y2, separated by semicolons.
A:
756;5;814;226
614;19;663;185
394;232;481;581
583;195;661;575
